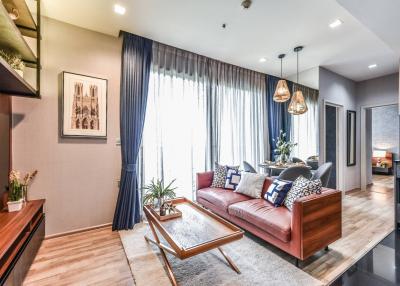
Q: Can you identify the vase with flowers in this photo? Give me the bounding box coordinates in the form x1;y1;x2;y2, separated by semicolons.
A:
273;130;297;164
6;170;38;212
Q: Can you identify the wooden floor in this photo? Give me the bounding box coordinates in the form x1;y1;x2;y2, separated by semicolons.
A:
24;183;394;286
24;227;134;286
372;174;394;189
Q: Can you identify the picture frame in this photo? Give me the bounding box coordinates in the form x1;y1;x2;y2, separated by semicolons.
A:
346;110;356;166
61;71;107;138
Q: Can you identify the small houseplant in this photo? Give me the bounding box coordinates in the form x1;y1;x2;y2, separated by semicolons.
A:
0;49;25;77
6;170;38;212
273;130;297;164
7;170;24;212
143;178;177;215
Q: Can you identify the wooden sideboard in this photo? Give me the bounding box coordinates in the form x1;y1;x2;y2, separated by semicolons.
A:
0;200;45;286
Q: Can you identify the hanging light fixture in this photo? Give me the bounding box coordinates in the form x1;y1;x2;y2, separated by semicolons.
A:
288;46;308;115
273;54;291;102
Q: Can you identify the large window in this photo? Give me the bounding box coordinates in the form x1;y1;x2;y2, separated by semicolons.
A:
141;71;208;199
290;85;319;160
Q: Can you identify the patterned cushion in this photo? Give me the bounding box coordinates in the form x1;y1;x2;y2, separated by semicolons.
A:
284;176;322;211
235;172;266;198
225;168;241;190
211;163;239;188
264;179;292;207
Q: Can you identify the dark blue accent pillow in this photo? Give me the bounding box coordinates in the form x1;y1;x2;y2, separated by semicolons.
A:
224;167;241;190
264;179;292;207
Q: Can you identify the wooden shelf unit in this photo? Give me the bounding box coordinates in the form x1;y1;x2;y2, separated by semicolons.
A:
0;0;41;98
0;200;45;285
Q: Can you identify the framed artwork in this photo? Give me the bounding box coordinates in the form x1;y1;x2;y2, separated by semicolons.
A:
62;72;107;138
346;110;356;166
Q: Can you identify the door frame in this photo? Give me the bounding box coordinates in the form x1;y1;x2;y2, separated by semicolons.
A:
322;100;345;192
360;102;398;190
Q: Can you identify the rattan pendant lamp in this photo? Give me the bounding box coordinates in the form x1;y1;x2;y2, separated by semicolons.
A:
288;46;308;115
273;54;291;102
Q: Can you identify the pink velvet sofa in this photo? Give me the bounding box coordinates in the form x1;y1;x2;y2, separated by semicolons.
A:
196;171;342;262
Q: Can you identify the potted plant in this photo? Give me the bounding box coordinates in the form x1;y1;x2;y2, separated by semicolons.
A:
273;130;297;164
7;170;24;212
143;178;177;216
0;49;25;77
6;170;38;212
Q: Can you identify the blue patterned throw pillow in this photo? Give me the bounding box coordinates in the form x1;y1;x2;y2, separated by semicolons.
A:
264;179;292;207
225;167;241;190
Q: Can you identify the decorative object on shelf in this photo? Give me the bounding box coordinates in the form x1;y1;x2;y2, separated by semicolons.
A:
62;72;108;138
288;46;308;115
143;178;177;213
346;110;356;166
6;169;38;212
22;169;38;202
0;49;24;77
273;54;291;102
7;170;23;212
273;130;297;164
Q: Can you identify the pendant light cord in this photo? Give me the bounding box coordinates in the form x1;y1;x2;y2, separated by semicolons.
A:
280;58;283;78
296;51;299;83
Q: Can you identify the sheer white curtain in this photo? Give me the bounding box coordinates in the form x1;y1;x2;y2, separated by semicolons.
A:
290;84;319;160
210;62;268;169
141;43;209;199
141;43;269;199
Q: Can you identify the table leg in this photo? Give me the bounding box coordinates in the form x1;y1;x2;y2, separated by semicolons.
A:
146;220;178;286
218;247;241;274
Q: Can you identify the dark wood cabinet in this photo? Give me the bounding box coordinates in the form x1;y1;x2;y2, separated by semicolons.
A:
0;200;45;286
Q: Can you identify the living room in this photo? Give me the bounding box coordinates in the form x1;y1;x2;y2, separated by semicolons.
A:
0;0;399;285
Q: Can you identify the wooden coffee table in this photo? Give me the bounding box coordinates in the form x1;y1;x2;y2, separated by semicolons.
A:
143;197;244;286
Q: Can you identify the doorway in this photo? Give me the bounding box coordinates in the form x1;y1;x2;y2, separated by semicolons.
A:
323;101;344;191
363;104;398;193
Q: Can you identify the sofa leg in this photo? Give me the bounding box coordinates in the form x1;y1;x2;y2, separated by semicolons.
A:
325;246;329;251
295;258;299;267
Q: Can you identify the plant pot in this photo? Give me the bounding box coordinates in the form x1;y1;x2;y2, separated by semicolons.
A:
7;199;23;212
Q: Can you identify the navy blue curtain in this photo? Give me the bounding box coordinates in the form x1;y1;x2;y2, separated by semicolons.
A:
266;75;292;160
112;32;152;230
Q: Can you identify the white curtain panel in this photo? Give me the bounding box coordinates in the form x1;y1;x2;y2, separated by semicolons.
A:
290;84;319;161
141;43;209;199
209;61;268;169
141;43;268;199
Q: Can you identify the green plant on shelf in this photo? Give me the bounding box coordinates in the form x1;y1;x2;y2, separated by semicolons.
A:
0;49;25;72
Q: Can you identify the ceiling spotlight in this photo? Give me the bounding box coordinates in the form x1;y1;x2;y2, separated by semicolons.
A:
259;57;267;63
329;19;343;29
114;4;126;15
368;64;377;69
8;8;19;20
241;0;252;9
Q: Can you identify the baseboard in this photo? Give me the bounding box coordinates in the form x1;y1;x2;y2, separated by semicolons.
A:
45;223;112;239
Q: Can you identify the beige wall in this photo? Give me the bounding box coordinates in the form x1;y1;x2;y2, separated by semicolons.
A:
12;17;122;235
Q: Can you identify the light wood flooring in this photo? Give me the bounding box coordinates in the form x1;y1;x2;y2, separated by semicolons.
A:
24;227;134;286
24;183;394;286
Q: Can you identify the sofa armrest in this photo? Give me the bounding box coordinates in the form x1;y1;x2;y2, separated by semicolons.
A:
196;171;214;190
291;188;342;260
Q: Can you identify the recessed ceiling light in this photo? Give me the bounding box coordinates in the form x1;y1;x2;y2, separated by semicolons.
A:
259;57;267;63
114;4;126;15
368;64;377;69
329;19;343;29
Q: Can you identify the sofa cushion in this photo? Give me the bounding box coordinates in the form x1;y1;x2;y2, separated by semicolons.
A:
228;199;292;242
196;188;250;211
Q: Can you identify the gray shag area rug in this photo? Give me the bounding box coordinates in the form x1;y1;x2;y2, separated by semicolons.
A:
120;224;321;286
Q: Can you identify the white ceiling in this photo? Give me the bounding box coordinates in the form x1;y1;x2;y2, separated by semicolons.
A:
39;0;399;82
